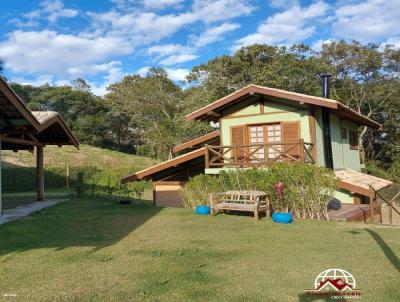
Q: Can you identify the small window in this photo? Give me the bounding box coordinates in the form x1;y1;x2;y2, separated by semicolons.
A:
349;130;358;150
341;127;347;140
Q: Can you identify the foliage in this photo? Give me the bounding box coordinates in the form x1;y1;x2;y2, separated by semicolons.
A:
182;164;338;219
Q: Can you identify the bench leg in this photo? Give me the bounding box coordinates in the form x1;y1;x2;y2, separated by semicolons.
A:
254;209;259;221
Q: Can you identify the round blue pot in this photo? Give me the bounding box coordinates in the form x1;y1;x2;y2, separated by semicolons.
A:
195;205;210;215
272;212;293;224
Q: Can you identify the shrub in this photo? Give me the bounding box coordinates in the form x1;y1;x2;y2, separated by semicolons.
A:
182;163;338;219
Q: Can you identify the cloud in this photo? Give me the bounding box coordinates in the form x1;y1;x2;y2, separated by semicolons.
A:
137;66;189;81
192;22;240;47
14;0;78;27
380;37;400;49
147;44;198;65
0;30;132;78
311;38;334;51
268;0;298;9
89;0;254;45
233;2;329;50
142;0;184;10
332;0;400;43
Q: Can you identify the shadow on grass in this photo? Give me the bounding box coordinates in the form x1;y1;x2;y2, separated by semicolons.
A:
365;228;400;272
0;197;162;255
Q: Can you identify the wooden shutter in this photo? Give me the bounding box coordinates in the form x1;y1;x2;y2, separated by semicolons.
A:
231;125;246;159
282;122;300;161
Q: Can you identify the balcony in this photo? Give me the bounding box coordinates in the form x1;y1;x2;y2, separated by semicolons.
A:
205;139;315;169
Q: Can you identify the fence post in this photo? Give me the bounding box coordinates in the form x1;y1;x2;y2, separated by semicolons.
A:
66;164;70;189
205;144;210;169
369;186;375;223
299;139;305;163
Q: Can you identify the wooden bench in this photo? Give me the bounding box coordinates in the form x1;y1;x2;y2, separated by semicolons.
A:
209;191;270;220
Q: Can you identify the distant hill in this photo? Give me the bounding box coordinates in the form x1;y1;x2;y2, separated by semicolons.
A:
2;144;159;174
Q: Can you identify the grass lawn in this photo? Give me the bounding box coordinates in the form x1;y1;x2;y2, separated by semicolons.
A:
0;198;399;301
2;190;71;210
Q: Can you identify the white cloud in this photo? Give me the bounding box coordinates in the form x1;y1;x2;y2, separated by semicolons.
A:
147;44;198;65
332;0;400;43
0;30;132;76
137;66;189;82
191;0;254;24
165;67;190;81
160;54;198;65
142;0;184;9
312;38;334;51
15;0;78;26
233;2;329;50
268;0;298;9
192;22;240;47
380;37;400;49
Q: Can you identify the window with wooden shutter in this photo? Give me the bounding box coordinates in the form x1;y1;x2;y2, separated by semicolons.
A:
282;122;300;161
349;130;358;150
231;125;246;159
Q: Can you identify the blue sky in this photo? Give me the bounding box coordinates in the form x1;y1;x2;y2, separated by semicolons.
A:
0;0;399;95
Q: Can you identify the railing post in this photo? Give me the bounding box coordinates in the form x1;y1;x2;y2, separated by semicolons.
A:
369;186;375;223
205;144;210;169
299;139;305;163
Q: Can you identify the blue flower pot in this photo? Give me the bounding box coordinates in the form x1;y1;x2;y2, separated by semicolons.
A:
195;205;210;215
272;212;293;224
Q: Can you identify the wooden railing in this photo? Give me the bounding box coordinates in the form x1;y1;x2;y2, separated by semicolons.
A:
205;139;315;168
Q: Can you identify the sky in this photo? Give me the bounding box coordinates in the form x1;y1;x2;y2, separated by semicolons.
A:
0;0;399;95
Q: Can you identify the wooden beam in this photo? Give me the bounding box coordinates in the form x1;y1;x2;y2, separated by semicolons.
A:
0;136;44;147
37;146;45;202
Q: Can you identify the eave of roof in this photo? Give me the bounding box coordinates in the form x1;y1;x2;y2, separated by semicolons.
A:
0;77;79;148
336;168;393;196
185;84;381;129
172;130;220;154
121;147;205;183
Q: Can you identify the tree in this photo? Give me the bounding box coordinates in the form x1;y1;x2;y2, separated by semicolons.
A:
321;41;400;164
105;68;211;159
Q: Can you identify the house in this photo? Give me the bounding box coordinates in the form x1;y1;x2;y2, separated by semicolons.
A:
0;77;78;215
122;77;392;208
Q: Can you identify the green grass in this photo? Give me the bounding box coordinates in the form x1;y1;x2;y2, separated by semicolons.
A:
2;190;71;210
2;144;158;170
0;198;399;301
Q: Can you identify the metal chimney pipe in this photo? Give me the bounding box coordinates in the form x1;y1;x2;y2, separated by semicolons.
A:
321;74;331;98
320;74;334;169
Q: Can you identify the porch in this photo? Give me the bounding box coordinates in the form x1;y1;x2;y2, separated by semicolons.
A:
204;139;315;169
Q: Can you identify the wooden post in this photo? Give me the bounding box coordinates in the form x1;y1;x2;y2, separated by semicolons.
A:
369;186;375;223
389;201;393;225
66;164;70;189
204;144;210;169
36;146;45;202
299;139;305;163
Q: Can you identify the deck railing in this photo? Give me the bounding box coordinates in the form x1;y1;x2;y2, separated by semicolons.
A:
205;139;315;168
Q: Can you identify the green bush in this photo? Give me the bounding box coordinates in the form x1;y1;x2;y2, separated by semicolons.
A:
182;163;338;219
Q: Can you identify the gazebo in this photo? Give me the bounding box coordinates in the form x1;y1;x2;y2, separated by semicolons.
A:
0;77;78;215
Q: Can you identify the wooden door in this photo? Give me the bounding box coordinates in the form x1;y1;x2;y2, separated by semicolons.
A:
282;122;300;161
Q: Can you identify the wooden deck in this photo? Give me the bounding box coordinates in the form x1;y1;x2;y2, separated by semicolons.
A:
328;204;382;223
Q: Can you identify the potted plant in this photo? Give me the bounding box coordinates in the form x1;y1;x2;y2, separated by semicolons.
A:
271;181;293;224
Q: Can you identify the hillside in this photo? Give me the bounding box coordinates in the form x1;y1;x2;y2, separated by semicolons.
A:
2;144;159;174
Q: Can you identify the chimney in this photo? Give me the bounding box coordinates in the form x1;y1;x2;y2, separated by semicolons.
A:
320;74;334;169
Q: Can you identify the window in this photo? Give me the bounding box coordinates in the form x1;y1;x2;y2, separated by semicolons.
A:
349;130;358;150
341;127;347;140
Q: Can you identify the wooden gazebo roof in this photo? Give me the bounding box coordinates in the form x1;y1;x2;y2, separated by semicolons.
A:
0;77;78;150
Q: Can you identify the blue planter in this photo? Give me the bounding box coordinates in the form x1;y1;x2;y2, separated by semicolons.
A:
195;205;210;215
272;212;293;224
